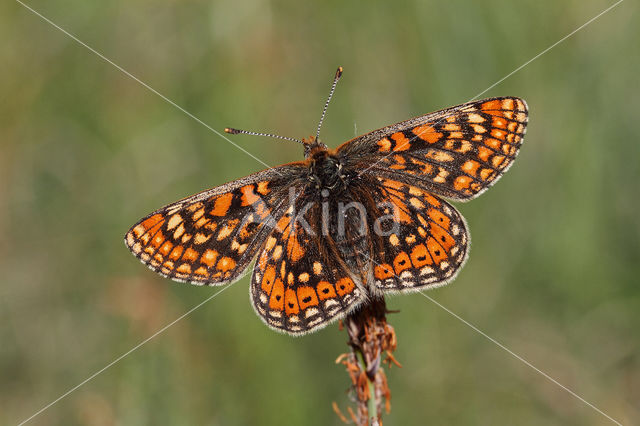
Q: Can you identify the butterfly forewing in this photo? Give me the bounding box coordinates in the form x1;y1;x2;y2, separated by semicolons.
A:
125;165;306;285
338;97;528;200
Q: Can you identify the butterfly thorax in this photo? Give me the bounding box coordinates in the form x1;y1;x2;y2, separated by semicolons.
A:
307;149;348;192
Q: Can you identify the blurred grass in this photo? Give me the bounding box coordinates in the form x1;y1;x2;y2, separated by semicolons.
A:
2;0;639;424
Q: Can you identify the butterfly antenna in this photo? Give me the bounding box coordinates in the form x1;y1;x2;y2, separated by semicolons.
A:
315;66;343;141
224;127;305;146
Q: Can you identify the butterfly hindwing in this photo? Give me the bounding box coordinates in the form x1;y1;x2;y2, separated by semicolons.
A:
337;97;528;201
251;190;366;335
125;165;305;285
369;178;469;292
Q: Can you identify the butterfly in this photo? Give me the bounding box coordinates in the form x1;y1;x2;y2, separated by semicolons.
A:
125;67;528;335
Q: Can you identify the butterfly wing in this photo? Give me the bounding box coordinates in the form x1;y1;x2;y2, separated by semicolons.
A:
367;178;469;292
124;165;306;285
337;97;528;201
250;189;366;335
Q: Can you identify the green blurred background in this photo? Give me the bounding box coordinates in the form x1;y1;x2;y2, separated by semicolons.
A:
2;0;638;424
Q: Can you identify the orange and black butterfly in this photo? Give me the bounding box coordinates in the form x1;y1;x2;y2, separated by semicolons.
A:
125;67;528;335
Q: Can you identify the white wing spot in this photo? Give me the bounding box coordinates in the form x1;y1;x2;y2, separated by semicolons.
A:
167;214;182;230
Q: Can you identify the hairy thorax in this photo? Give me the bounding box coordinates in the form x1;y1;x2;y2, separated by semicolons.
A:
307;149;348;193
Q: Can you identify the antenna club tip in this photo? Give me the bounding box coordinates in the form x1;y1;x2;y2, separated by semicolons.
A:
224;127;240;134
335;66;343;78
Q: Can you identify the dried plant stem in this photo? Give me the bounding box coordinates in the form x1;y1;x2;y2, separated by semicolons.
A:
356;351;377;424
335;296;401;426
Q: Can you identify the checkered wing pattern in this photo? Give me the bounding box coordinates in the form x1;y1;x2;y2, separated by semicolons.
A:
125;87;529;336
125;166;305;285
370;178;469;292
251;192;365;335
338;97;528;200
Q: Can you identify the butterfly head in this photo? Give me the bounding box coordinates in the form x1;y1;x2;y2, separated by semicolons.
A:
302;135;328;158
